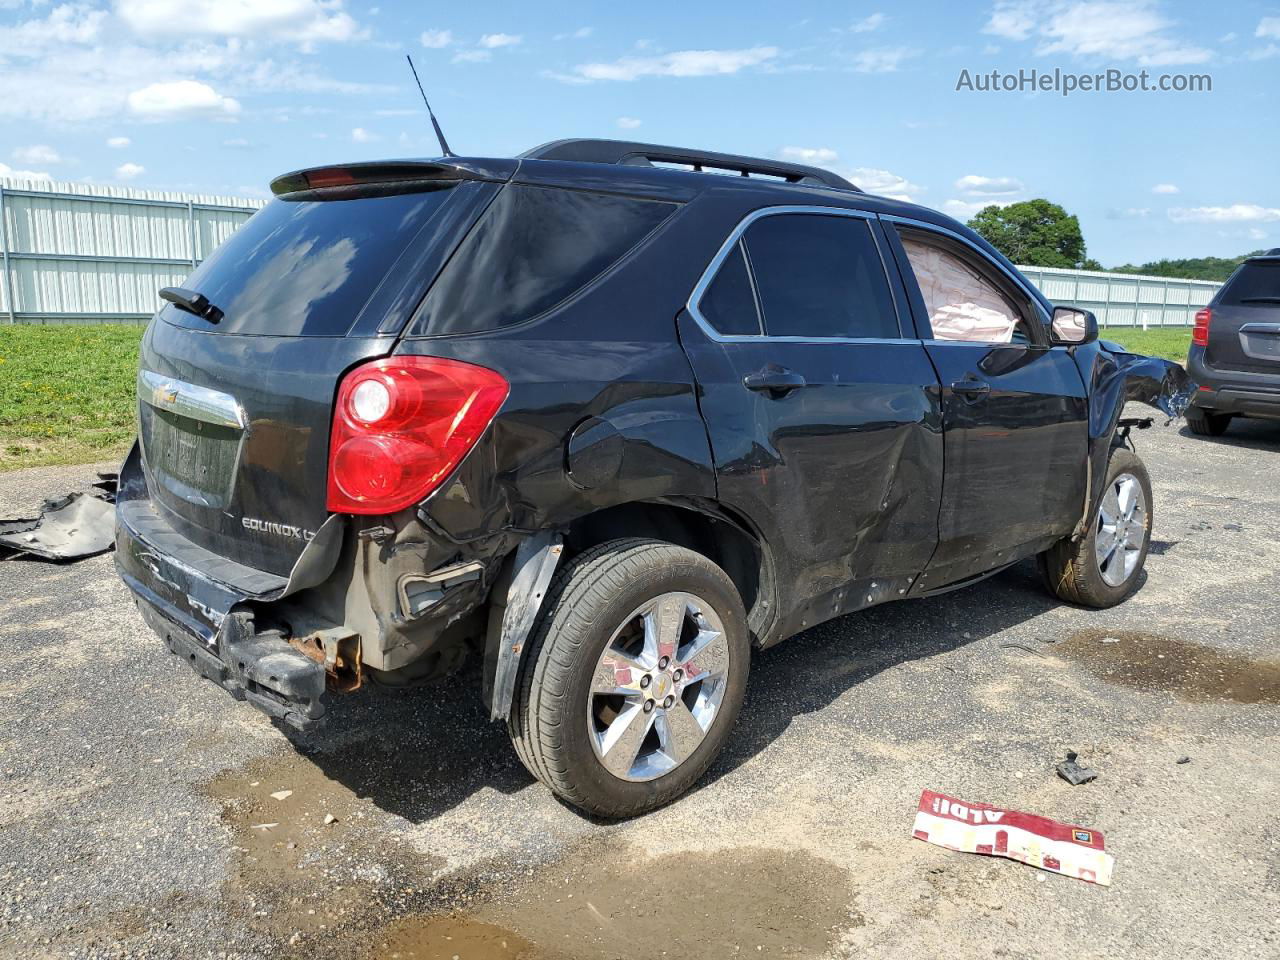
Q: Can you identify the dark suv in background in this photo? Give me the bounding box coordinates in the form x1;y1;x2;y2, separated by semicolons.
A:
1186;249;1280;436
116;139;1190;817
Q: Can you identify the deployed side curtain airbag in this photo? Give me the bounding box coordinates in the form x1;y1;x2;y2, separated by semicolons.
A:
902;238;1019;343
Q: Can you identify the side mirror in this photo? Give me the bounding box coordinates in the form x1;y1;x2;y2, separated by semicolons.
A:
1050;306;1098;346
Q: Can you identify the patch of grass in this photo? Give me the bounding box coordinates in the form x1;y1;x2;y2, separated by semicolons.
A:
1097;326;1192;363
0;324;145;472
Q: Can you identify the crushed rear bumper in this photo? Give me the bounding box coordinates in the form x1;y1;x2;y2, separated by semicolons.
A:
114;444;328;729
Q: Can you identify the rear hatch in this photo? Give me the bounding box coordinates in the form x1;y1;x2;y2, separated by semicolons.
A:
136;164;507;578
1205;256;1280;375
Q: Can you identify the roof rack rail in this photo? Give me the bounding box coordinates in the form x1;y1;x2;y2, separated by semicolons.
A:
521;139;860;192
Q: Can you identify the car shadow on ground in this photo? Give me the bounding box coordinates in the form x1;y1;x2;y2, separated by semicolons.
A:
293;557;1064;824
1178;417;1280;452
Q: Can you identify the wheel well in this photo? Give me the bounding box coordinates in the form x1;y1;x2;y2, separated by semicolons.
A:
564;500;771;638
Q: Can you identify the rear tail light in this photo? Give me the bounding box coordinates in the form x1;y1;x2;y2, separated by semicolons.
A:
1192;308;1212;346
327;356;508;514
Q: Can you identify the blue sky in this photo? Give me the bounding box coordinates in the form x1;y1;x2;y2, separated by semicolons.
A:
0;0;1276;265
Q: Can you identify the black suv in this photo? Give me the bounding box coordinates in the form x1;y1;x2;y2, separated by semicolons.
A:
1185;249;1280;436
115;139;1190;817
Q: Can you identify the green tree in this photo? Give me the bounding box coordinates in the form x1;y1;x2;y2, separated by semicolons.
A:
967;199;1088;268
1109;252;1265;282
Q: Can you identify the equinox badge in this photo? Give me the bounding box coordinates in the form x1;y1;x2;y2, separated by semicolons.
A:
241;517;316;542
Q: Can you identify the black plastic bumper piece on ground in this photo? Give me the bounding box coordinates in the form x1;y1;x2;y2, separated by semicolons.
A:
136;598;326;731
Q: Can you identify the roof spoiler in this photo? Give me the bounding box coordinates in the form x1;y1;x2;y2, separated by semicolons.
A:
521;138;860;192
269;159;514;197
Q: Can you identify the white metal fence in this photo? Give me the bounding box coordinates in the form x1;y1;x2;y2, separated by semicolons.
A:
1017;264;1219;327
0;179;1221;326
0;178;263;324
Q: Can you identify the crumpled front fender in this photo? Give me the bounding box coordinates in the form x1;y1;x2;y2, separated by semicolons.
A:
1071;341;1196;538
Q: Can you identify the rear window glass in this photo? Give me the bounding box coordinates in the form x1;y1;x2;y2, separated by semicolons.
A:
699;241;762;336
743;214;899;339
162;187;456;337
411;184;676;336
1218;261;1280;306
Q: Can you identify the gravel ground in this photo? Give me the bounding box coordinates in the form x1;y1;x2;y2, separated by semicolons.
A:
1;412;1278;960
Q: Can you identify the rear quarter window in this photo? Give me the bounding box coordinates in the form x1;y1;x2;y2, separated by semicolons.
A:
410;184;676;336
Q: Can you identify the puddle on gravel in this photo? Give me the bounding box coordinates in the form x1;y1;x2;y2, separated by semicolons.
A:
367;846;852;960
202;747;443;949
1057;630;1280;705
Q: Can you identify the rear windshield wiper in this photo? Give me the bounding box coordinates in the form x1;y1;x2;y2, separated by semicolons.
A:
1240;297;1280;304
159;286;223;323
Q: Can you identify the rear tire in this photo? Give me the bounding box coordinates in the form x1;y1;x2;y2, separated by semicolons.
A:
1040;447;1152;609
508;538;750;818
1186;405;1232;436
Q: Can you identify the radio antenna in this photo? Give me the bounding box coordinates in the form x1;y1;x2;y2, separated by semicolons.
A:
406;54;455;157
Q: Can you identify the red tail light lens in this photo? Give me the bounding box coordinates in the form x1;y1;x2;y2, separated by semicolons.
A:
1192;308;1212;346
327;356;508;514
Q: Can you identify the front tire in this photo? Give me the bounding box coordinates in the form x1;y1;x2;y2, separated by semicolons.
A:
1186;405;1232;437
508;538;750;818
1040;447;1152;608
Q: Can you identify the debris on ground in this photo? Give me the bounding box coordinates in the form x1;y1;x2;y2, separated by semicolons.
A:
1177;756;1192;765
912;789;1114;886
1056;750;1098;786
270;790;293;801
0;490;115;562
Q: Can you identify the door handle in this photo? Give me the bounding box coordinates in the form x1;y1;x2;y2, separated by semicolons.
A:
950;379;991;400
744;366;807;396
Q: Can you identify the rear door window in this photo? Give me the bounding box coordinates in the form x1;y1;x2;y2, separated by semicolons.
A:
741;214;900;339
163;186;458;337
698;241;763;336
412;184;676;336
1218;261;1280;306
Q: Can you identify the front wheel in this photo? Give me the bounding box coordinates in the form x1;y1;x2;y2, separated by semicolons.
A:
508;538;750;818
1040;447;1152;608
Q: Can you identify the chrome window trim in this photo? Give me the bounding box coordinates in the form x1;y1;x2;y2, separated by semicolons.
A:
686;205;910;344
138;370;247;430
880;213;1052;326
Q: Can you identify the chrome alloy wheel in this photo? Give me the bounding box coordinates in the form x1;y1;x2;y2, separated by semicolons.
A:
587;591;731;782
1096;472;1147;587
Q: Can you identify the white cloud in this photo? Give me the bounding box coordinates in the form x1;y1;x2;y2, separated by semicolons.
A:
1168;205;1280;223
116;0;363;45
851;13;887;33
1151;182;1179;194
1258;17;1280;39
420;29;453;48
115;162;145;180
1247;227;1267;240
955;174;1024;196
453;49;491;63
107;137;132;149
983;1;1211;66
13;145;61;165
780;146;839;165
848;167;922;201
351;127;379;143
0;161;53;182
944;198;1013;218
478;32;522;49
128;80;241;119
852;47;918;73
780;148;919;200
559;46;779;83
1107;207;1151;219
616;116;642;129
556;26;593;40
